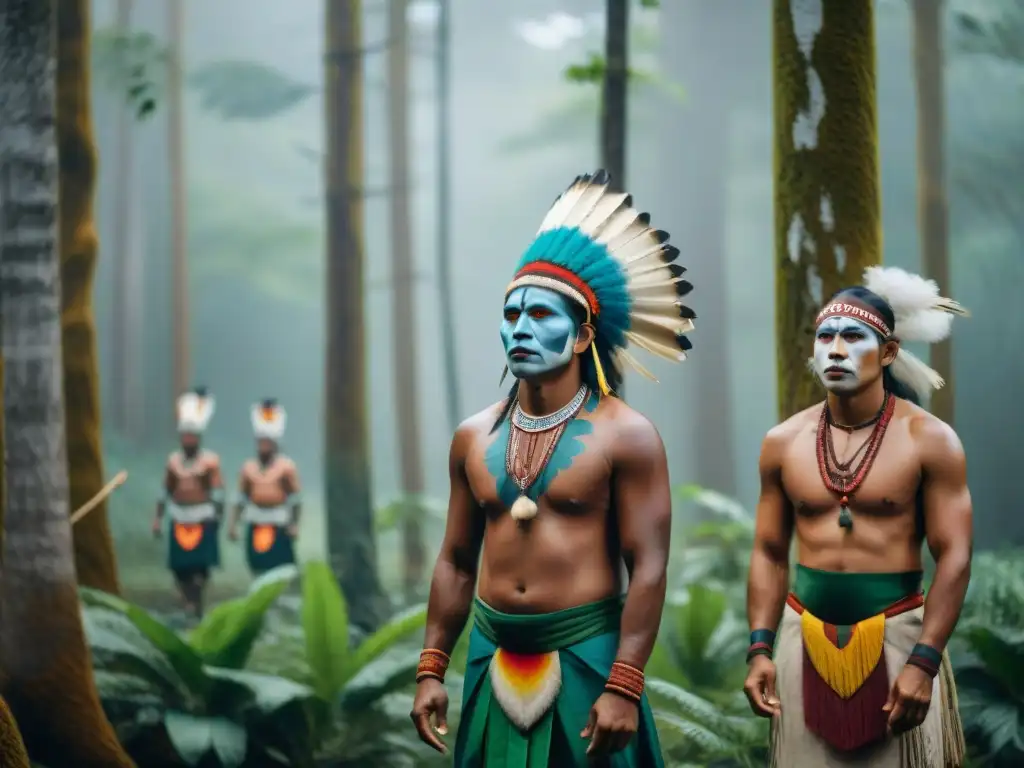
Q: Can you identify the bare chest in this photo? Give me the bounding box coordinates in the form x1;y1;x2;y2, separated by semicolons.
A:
782;427;921;518
465;418;612;520
245;460;291;505
169;454;211;498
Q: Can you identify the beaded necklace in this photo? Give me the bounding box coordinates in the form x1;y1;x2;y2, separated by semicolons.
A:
815;392;896;530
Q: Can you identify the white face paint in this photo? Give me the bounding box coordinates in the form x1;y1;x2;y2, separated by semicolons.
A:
813;316;880;393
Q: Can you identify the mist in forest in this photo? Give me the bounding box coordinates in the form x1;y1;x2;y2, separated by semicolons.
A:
86;0;1024;602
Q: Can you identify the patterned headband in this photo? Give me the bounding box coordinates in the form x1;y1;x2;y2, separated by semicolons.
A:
814;300;892;338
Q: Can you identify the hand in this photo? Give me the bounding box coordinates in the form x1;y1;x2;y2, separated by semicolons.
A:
883;664;933;734
743;655;781;718
151;518;162;539
410;677;449;754
581;691;639;758
287;523;299;539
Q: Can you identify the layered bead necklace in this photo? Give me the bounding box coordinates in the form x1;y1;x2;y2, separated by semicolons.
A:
505;384;589;522
815;392;896;530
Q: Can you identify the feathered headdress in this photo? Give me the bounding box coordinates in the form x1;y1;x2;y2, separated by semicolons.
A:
177;387;215;434
504;170;694;395
863;267;968;400
251;398;286;441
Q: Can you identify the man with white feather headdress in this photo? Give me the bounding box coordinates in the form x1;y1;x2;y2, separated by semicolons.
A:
228;398;302;576
410;170;692;766
744;267;972;767
153;386;225;618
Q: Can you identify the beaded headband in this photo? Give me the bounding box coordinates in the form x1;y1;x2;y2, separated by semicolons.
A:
814;300;892;339
506;262;597;325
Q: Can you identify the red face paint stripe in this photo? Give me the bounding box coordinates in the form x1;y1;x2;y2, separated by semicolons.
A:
514;261;601;315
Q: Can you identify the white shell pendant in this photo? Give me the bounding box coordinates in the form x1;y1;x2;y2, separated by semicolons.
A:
510;495;539;521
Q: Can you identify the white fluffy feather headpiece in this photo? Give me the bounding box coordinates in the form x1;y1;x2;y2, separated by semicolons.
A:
251;399;286;441
177;389;215;434
816;267;969;402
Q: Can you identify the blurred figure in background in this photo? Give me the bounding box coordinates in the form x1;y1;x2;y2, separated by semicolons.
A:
229;398;302;576
153;386;224;618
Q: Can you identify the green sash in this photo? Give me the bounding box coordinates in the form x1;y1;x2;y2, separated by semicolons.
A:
793;565;923;625
454;597;664;768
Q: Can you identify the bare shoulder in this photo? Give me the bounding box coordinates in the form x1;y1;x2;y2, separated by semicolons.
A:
201;450;221;469
276;454;297;471
597;397;665;457
451;400;506;456
241;458;259;475
764;403;818;451
903;400;964;464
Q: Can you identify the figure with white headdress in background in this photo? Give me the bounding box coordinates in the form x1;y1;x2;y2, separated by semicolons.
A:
153;386;224;618
743;268;972;767
228;398;301;576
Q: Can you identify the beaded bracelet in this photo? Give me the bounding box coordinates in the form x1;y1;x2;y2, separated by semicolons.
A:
416;648;451;683
605;661;645;703
906;643;942;678
746;629;776;663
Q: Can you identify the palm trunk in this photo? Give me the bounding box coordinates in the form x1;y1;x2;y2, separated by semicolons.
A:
435;0;460;433
325;0;389;633
388;0;427;600
58;0;122;595
601;0;628;193
773;0;881;419
0;2;134;764
167;0;188;411
912;0;953;423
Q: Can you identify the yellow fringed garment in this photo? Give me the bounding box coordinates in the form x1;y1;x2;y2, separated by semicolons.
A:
800;610;885;698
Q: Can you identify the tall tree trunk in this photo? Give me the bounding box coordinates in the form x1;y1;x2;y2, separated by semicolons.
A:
58;0;122;595
325;0;389;633
167;0;188;412
662;0;737;494
109;0;133;436
601;0;628;193
774;0;881;419
388;0;427;600
911;0;953;423
0;696;29;767
0;3;134;764
435;0;460;433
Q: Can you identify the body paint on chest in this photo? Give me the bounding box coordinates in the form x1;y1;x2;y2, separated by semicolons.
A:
484;392;599;508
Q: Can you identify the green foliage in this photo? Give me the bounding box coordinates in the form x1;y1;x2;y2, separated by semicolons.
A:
671;484;755;598
951;0;1024;65
81;573;319;767
374;494;447;533
189;60;316;121
92;26;166;120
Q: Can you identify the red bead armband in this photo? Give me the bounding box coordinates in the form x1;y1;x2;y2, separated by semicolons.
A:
605;661;645;703
416;648;450;683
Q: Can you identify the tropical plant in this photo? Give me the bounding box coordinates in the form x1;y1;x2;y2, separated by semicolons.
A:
81;566;319;767
672;484;755;598
91;26;166;119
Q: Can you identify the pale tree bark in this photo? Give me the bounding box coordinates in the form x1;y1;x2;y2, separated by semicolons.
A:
325;0;389;633
388;0;427;600
773;0;881;419
912;0;954;424
0;2;134;764
58;0;122;595
167;0;188;414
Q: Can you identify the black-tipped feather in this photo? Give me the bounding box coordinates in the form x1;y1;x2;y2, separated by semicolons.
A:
677;334;693;352
666;263;687;278
659;245;680;263
674;280;694;297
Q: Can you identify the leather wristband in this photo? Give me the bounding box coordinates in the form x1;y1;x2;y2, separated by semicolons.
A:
906;643;942;678
747;628;776;663
416;648;450;683
605;661;644;703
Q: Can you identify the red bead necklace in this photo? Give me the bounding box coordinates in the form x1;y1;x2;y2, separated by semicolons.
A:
815;392;896;530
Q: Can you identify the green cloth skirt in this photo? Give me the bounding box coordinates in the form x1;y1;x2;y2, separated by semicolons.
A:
167;519;220;572
454;597;664;768
245;523;295;574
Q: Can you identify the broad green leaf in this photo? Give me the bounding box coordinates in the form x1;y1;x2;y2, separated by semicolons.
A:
163;711;218;767
677;584;727;668
188;564;296;669
340;649;420;711
205;666;317;716
81;587;210;697
301;561;351;700
964;624;1024;692
248;564;300;595
344;604;428;683
189;59;316;121
209;717;249;768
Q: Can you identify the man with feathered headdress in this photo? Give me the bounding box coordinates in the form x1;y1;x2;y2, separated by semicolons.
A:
153;386;224;618
228;399;301;576
743;268;972;766
411;170;694;766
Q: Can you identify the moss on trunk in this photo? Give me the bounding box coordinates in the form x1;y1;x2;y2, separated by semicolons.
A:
57;0;122;594
773;0;881;418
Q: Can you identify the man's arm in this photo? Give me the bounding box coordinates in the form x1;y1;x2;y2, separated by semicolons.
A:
746;428;795;635
155;464;175;521
611;415;671;671
230;469;251;533
206;455;225;519
916;417;973;652
285;461;302;527
421;422;486;656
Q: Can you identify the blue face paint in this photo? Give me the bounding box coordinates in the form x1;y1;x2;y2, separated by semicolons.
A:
500;286;580;379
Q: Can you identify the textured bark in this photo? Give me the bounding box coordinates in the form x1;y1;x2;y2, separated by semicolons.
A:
387;0;427;598
0;1;134;764
601;0;628;193
912;0;953;424
325;0;389;633
773;0;881;419
58;0;121;595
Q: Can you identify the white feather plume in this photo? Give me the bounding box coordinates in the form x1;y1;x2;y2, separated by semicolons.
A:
862;266;969;344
